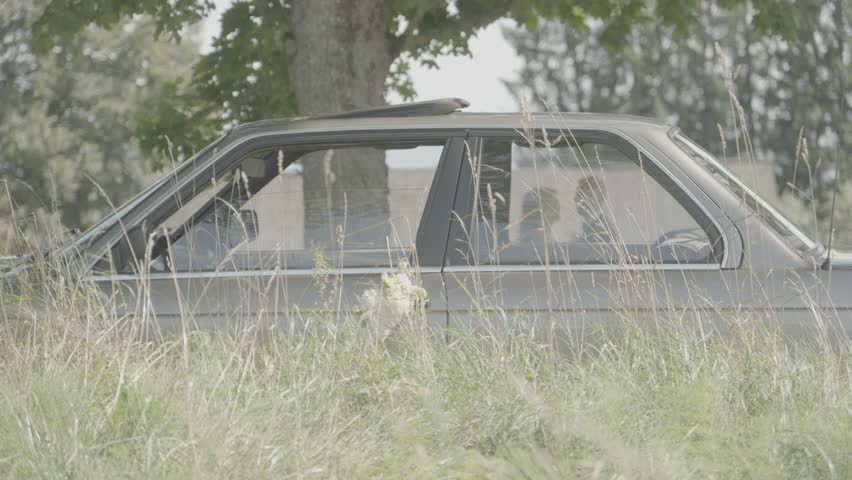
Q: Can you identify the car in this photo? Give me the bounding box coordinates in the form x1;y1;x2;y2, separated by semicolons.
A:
12;98;852;334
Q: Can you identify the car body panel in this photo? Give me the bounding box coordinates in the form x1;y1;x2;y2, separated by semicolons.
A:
89;269;450;333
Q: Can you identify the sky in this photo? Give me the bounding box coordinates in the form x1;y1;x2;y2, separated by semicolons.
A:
200;1;523;112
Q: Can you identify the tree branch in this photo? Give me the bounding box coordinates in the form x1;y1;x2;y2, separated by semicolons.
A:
390;0;517;59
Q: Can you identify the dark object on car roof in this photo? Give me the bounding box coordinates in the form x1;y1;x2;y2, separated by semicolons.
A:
313;98;470;119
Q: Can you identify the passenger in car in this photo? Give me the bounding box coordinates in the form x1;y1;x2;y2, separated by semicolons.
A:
574;176;616;245
520;187;561;246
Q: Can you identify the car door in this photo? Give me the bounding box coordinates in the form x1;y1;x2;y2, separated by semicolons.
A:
442;128;747;344
89;130;467;332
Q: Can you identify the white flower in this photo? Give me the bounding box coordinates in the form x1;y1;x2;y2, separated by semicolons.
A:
359;260;428;335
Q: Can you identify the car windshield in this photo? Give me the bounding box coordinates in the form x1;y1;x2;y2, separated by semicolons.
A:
65;135;227;258
671;129;824;260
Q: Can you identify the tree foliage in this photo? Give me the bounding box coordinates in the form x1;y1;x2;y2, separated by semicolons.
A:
32;0;800;161
504;0;849;244
0;1;199;239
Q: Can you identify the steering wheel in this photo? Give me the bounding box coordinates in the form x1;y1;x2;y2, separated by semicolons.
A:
649;228;710;262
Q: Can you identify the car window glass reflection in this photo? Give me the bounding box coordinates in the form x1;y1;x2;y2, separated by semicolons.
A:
150;143;445;272
472;137;715;266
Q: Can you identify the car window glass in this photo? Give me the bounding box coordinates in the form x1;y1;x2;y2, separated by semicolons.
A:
469;136;716;266
150;142;445;272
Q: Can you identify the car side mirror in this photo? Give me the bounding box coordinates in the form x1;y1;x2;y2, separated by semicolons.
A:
112;224;148;273
240;210;258;242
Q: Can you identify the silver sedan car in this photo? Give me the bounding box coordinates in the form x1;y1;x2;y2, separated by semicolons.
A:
15;98;850;334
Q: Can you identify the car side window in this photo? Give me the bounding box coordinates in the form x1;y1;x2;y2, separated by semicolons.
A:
150;141;446;272
469;134;718;266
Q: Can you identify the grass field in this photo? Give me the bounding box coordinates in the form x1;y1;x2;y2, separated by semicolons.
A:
0;262;850;480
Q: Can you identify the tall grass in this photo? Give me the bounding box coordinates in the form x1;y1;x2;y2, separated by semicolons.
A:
0;254;850;479
1;47;850;478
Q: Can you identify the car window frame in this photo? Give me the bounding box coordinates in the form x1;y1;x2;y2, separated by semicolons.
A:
444;128;727;271
85;129;469;277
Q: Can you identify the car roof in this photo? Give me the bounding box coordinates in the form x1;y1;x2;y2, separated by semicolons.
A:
224;98;671;144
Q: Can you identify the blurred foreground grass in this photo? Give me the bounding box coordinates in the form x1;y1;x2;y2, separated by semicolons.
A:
0;271;850;479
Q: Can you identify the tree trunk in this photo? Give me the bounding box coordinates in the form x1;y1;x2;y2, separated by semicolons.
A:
288;0;394;253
